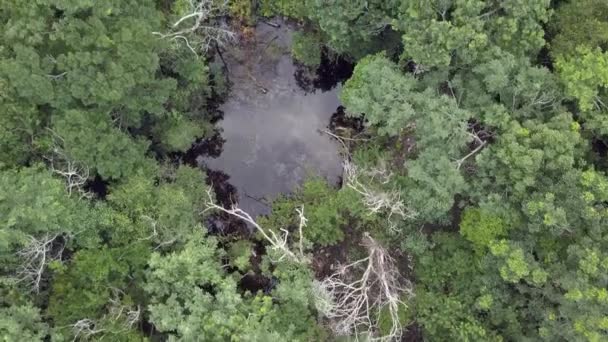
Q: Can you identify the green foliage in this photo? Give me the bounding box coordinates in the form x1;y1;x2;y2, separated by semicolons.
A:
262;0;399;57
53;110;157;180
267;261;328;340
377;298;411;336
153;113;210;152
474;114;584;204
48;245;149;329
258;0;308;19
291;31;322;67
460;208;506;250
145;235;322;341
550;0;608;120
549;0;608;59
341;54;470;149
229;0;254;24
0;0;217;176
465;53;562;121
0;304;48;342
556;47;608;111
3;0;608;341
403;150;466;224
342;55;470;225
341;54;417;137
106;165;207;246
0;166;99;266
413;233;496;340
144;236;233;340
396;0;551;69
415;291;490;341
228;240;253;272
260;178;348;246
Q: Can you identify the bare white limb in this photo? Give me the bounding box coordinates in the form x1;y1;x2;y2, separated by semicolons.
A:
314;234;412;341
455;132;487;170
107;287;141;329
138;215;178;250
204;189;308;264
343;160;417;231
71;319;104;342
296;206;307;257
45;129;91;199
16;234;64;293
125;306;141;328
48;152;90;198
152;0;235;55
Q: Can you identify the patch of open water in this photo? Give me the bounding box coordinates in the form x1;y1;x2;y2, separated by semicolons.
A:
197;20;353;216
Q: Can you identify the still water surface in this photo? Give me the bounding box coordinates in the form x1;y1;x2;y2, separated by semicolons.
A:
200;21;345;216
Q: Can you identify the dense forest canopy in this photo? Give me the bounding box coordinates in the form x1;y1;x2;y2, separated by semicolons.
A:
1;0;608;341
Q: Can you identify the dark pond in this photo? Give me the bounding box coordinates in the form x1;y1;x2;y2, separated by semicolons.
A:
196;20;353;216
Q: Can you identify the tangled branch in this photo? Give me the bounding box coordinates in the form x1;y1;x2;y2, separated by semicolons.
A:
16;234;65;293
45;129;91;199
71;319;104;341
153;0;235;55
138;215;177;249
343;160;417;231
108;288;141;329
314;234;412;341
204;189;308;264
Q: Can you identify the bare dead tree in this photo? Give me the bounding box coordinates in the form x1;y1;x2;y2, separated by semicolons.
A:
153;0;235;55
343;160;417;231
16;233;64;293
314;234;412;341
47;152;90;198
203;189;308;264
45;129;91;199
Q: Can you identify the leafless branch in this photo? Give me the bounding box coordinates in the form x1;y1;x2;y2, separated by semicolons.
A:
296;206;306;257
455;132;487;170
45;129;91;199
139;215;178;249
71;319;104;341
321;129;370;143
47;72;68;80
203;189;309;264
16;234;64;293
108;287;141;329
343;160;417;231
314;234;413;341
152;0;235;55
